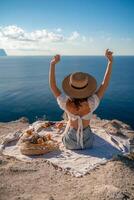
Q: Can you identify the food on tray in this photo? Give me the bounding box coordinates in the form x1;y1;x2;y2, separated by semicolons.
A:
37;138;44;144
55;122;64;129
26;129;33;136
19;129;34;143
19;132;59;156
47;133;52;140
41;121;55;128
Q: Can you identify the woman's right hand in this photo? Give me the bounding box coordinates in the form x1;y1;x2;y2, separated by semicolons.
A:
105;49;113;62
50;54;60;65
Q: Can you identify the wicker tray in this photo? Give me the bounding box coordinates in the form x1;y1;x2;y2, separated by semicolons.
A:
20;141;59;156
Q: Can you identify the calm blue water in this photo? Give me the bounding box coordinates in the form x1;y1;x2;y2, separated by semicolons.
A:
0;56;134;128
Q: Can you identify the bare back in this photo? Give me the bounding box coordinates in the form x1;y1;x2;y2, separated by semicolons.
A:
66;100;91;129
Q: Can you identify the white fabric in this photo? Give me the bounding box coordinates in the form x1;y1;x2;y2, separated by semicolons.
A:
1;121;129;177
57;94;100;148
87;94;100;112
57;94;100;113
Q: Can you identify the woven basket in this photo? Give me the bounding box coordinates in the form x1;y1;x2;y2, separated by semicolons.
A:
20;141;59;156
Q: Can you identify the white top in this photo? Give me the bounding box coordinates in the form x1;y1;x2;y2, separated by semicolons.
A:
57;94;100;148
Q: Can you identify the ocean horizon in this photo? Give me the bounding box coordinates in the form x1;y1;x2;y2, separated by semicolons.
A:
0;55;134;128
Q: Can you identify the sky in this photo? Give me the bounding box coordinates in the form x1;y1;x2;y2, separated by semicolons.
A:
0;0;134;55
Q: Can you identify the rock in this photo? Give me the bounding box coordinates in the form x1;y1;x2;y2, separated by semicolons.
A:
111;119;132;130
18;117;29;123
0;156;8;165
49;196;55;200
130;138;134;153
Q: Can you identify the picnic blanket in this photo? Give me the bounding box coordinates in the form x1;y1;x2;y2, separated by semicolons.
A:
0;120;130;177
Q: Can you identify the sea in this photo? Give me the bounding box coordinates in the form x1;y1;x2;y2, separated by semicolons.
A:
0;56;134;128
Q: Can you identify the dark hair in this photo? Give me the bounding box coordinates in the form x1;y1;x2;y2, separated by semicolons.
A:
69;97;88;110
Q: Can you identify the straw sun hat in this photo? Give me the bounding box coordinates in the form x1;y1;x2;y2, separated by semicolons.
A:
62;72;97;99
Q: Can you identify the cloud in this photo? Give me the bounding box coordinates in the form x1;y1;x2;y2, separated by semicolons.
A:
0;25;65;42
31;29;65;42
0;26;83;43
0;25;25;40
68;31;80;41
0;25;93;55
55;28;62;33
0;26;85;53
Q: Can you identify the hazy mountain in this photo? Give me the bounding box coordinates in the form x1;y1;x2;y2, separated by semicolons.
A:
0;49;7;56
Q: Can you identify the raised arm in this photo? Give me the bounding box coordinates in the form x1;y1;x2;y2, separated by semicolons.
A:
49;55;62;98
96;49;113;100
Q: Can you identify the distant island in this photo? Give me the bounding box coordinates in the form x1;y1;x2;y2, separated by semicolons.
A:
0;49;7;56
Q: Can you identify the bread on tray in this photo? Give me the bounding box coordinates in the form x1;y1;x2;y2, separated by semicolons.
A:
19;130;59;156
